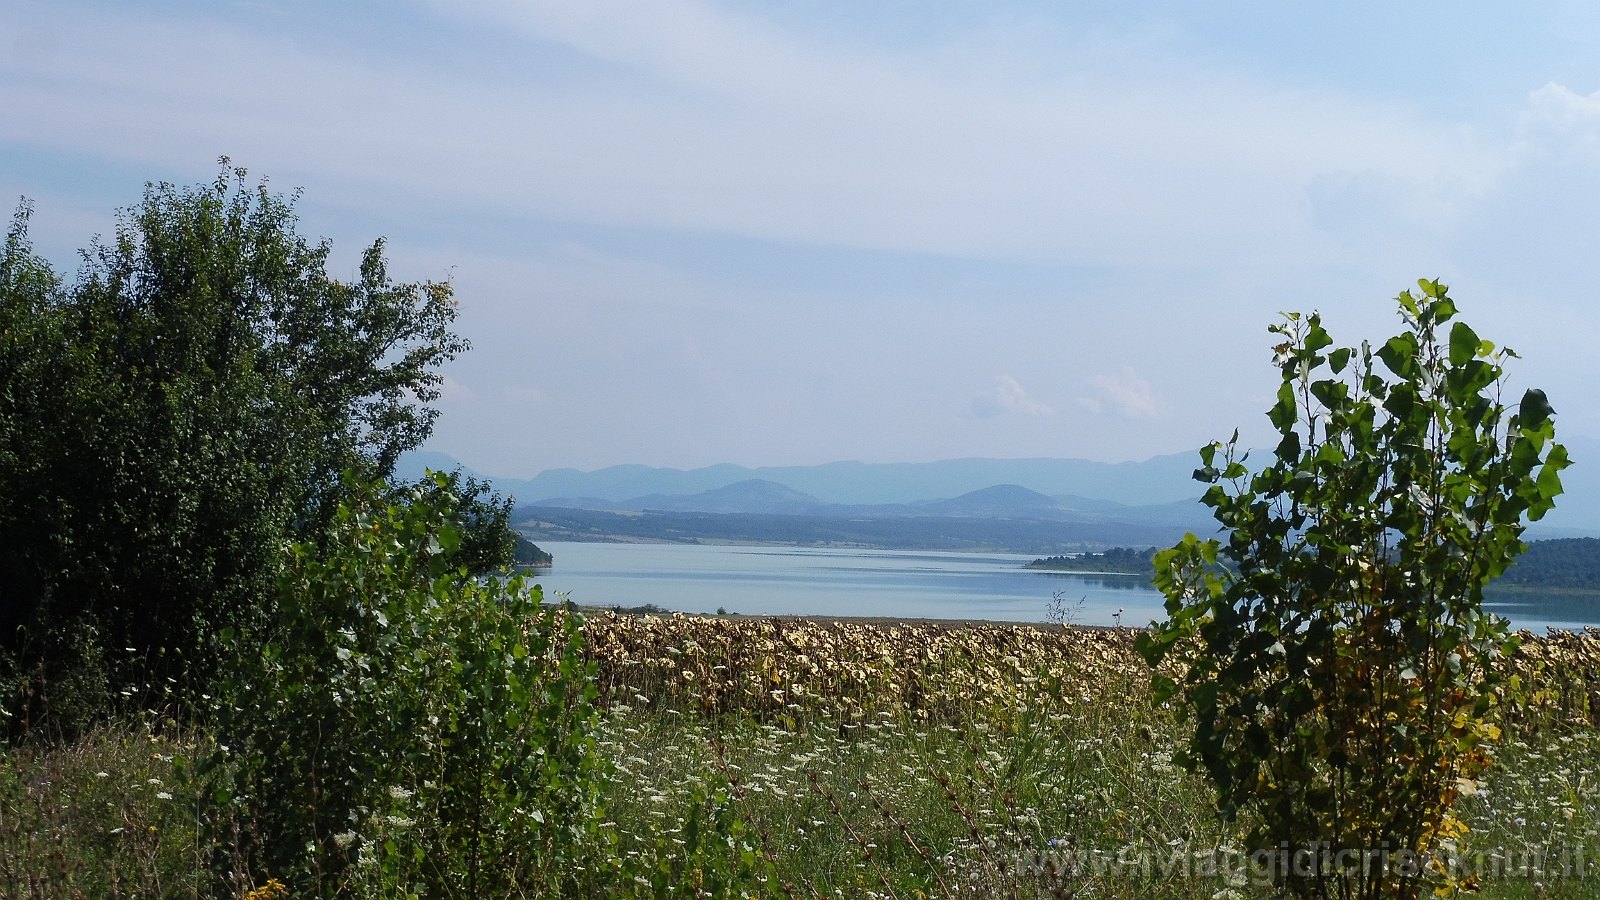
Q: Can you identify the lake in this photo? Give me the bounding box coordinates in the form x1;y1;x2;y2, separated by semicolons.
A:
530;542;1600;632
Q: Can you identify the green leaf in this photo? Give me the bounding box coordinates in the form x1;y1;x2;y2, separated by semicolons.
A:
1377;334;1418;377
1396;289;1421;317
1383;383;1415;419
1449;321;1480;366
1520;388;1554;430
1150;672;1180;704
1275;430;1301;463
1269;381;1297;431
1536;442;1570;505
1328;347;1351;374
1305;319;1333;353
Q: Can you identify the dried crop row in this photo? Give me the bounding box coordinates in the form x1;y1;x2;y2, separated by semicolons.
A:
584;613;1160;726
1499;626;1600;730
581;613;1600;732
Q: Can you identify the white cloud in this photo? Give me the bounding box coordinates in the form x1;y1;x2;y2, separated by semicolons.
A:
10;3;1600;471
0;0;1495;269
1521;82;1600;137
438;375;477;404
1077;367;1168;419
1512;82;1600;170
968;375;1050;419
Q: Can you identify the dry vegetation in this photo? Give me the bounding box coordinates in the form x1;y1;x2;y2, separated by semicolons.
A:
5;614;1600;898
581;614;1600;898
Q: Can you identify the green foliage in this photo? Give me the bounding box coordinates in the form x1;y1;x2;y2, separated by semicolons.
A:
214;473;603;897
0;164;467;732
515;533;554;567
0;722;228;899
604;774;779;899
1136;282;1569;899
1026;547;1158;574
1494;538;1600;591
400;468;523;576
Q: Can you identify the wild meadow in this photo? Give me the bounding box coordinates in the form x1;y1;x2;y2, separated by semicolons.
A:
6;609;1600;899
585;614;1600;899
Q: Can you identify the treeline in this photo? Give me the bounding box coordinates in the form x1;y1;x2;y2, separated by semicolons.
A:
1026;546;1157;574
514;505;1190;554
514;533;554;566
1495;537;1600;591
1022;540;1600;593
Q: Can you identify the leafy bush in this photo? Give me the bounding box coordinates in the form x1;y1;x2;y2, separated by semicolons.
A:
0;166;469;733
1137;282;1568;899
214;473;604;897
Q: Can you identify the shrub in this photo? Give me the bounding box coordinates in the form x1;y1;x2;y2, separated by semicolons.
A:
213;473;604;897
1137;282;1569;899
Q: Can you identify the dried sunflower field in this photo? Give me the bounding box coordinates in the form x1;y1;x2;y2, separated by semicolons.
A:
581;613;1600;899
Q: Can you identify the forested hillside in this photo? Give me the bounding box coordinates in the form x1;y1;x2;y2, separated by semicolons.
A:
1496;537;1600;591
514;506;1189;554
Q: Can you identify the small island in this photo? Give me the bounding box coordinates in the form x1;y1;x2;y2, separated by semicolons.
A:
1024;546;1156;575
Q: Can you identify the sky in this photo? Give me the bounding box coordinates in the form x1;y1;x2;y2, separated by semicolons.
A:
4;1;1600;478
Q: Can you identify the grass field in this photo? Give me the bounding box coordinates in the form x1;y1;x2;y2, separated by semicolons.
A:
5;615;1600;898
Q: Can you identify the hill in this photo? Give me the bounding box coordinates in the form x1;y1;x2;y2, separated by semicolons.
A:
527;480;1217;533
402;448;1600;543
620;479;827;515
399;451;1206;507
513;506;1192;554
1494;538;1600;592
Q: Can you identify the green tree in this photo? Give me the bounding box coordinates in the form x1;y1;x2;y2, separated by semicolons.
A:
0;163;473;730
1137;282;1568;899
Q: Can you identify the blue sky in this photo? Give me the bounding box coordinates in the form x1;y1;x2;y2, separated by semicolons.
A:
4;1;1600;477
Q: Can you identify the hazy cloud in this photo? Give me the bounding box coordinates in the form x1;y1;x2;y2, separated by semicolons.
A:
1522;82;1600;137
6;3;1600;473
503;385;550;406
968;375;1051;419
438;376;477;404
1078;368;1168;420
0;0;1495;268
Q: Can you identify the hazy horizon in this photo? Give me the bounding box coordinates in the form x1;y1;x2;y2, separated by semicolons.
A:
7;2;1600;476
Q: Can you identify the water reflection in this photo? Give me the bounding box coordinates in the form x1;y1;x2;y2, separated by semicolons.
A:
527;542;1600;632
1028;571;1152;592
533;541;1166;628
1484;589;1600;633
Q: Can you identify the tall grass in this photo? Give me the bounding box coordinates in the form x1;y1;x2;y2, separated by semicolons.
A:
0;720;245;899
4;615;1600;898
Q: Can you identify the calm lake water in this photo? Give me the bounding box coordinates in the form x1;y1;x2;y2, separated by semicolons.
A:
531;542;1600;632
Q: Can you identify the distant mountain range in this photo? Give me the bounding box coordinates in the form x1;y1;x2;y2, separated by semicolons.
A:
397;442;1600;540
513;506;1194;555
531;479;1218;532
396;451;1205;507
